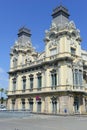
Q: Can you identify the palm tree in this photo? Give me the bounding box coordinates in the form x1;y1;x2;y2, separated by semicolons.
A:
4;89;8;95
0;88;4;104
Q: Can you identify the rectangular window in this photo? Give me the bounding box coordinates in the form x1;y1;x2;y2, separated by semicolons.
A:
13;58;17;68
30;77;33;90
51;73;57;87
74;69;78;86
38;76;42;89
13;78;16;91
23;79;26;91
71;48;76;55
79;70;83;86
73;69;83;88
50;48;57;56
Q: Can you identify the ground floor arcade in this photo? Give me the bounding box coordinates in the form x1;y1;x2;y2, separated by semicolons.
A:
7;92;87;114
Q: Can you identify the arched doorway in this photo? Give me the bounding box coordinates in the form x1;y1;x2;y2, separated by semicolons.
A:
37;100;41;112
74;96;79;113
36;96;42;112
28;98;33;112
51;96;57;114
21;99;25;111
12;99;15;111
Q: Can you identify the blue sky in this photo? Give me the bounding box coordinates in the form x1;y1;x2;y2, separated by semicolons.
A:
0;0;87;93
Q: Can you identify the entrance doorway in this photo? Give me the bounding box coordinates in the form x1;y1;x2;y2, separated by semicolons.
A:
21;99;25;111
51;96;57;114
52;100;57;113
29;99;33;112
12;99;15;111
74;97;79;113
37;100;41;112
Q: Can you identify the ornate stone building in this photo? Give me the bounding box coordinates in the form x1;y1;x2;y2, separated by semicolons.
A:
7;5;87;114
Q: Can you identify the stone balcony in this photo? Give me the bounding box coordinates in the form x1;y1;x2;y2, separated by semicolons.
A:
9;52;73;72
7;85;86;96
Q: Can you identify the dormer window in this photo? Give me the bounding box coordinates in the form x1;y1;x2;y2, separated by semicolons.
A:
49;32;55;40
72;32;76;37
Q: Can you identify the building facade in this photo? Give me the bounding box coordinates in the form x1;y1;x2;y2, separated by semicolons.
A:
7;5;87;114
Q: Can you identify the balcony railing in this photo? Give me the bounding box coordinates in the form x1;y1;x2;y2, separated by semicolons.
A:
7;84;86;96
10;58;45;71
10;52;72;72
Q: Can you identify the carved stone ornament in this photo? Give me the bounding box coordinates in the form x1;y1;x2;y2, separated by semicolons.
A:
49;40;57;48
73;60;83;67
77;60;83;66
28;56;33;62
66;35;70;40
71;39;74;45
69;21;76;29
51;22;56;28
49;32;56;39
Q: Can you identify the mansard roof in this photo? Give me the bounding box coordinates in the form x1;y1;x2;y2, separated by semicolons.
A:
52;5;70;19
18;27;31;37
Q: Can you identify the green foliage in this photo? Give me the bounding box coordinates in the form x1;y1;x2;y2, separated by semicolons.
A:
1;97;4;104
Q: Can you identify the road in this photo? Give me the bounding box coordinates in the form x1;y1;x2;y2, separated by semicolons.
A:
0;113;87;130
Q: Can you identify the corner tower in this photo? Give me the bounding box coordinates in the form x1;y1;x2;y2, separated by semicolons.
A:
10;27;37;69
17;27;32;44
52;5;70;26
44;4;81;58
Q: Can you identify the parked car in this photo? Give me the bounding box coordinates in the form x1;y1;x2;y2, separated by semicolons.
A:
0;104;6;111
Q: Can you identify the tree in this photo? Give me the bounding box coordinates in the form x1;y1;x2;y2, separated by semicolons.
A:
0;88;4;104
